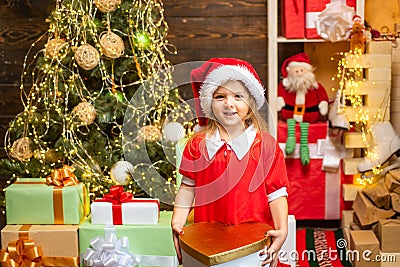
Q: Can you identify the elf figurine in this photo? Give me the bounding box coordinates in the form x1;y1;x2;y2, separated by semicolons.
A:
277;52;329;165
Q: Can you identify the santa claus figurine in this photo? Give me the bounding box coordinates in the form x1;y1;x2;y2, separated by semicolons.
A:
277;52;329;165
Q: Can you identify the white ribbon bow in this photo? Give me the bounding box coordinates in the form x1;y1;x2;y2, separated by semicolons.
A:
83;226;140;267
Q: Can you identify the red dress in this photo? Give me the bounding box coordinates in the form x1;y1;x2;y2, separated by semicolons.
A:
179;130;289;227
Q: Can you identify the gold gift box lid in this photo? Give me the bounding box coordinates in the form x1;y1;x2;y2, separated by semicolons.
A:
179;222;272;266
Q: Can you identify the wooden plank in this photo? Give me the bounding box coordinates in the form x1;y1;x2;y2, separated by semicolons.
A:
344;54;392;69
167;50;266;83
343;157;364;175
366;41;392;54
164;0;266;17
167;17;266;50
0;85;24;116
0;18;49;84
345;80;391;94
343;132;369;149
0;118;12;158
345;106;390;122
343;183;364;201
366;68;392;81
0;0;54;19
392;49;400;62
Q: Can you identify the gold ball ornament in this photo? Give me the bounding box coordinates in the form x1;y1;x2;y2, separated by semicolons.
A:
74;44;100;70
72;102;97;125
45;38;67;59
137;125;162;141
100;31;124;58
94;0;121;13
9;137;33;160
110;160;134;185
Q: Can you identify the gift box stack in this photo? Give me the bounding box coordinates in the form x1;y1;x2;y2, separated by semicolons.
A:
1;167;177;267
81;185;177;267
341;168;400;267
278;121;343;220
1;167;86;267
281;0;357;39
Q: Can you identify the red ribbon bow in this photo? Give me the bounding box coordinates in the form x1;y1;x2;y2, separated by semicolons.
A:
101;185;133;204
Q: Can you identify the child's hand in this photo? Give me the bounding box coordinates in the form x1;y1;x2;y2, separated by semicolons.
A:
171;223;184;264
261;229;287;267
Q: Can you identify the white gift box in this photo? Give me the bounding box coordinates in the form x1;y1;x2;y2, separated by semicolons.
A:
91;198;159;225
279;215;296;267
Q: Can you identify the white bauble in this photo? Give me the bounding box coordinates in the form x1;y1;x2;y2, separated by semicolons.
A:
163;122;185;142
110;161;134;185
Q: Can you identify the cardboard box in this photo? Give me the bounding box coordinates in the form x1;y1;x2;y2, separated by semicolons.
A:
377;219;400;252
350;230;380;267
281;0;305;38
180;222;272;267
79;211;177;267
5;178;86;224
1;224;79;266
379;251;400;267
91;198;160;225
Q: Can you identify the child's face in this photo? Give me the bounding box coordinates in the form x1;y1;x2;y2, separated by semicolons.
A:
211;80;251;128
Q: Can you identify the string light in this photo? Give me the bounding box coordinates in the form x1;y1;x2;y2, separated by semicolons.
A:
331;49;388;185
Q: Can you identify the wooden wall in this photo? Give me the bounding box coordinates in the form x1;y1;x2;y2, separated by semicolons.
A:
0;0;268;156
164;0;268;97
0;0;53;157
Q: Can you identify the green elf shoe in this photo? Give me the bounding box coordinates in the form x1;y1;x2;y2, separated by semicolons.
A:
299;122;310;165
285;118;296;155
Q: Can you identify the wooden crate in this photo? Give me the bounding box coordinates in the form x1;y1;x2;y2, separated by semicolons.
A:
366;41;392;54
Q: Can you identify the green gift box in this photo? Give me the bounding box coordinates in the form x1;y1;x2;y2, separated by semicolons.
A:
79;211;177;267
5;178;86;224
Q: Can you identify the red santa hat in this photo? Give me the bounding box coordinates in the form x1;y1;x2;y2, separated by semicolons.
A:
352;15;362;24
190;58;265;126
281;52;312;78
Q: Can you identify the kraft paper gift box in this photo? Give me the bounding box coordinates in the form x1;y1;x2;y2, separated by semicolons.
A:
278;121;342;220
79;211;177;267
91;185;160;225
5;177;86;224
281;0;305;38
350;230;380;267
1;224;80;266
179;222;272;267
379;251;400;267
377;219;400;252
305;0;357;39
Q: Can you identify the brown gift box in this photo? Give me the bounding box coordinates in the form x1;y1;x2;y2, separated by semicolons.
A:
1;224;79;266
350;230;380;267
377;219;400;252
179;222;272;266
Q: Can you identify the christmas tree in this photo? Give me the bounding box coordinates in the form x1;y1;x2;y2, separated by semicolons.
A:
0;0;192;206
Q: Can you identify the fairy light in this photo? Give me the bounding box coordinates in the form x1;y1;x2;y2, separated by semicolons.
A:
331;49;387;185
2;0;193;202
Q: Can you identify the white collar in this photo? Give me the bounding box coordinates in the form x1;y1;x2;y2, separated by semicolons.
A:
205;125;257;160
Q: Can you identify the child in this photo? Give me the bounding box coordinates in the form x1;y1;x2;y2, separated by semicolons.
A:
172;58;289;267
